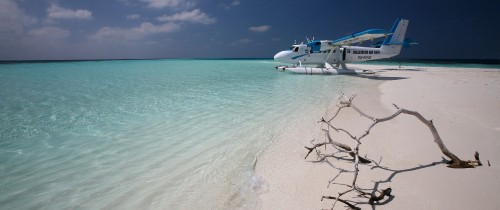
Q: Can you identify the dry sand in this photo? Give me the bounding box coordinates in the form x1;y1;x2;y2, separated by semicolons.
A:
255;64;500;209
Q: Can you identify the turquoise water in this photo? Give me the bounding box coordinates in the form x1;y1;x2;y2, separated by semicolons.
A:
0;59;349;209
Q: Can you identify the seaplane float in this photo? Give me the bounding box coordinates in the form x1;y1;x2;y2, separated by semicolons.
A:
274;18;416;75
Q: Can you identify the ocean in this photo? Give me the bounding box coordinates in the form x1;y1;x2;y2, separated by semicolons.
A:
0;59;350;209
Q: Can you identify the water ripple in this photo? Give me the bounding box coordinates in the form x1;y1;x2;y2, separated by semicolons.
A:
0;60;350;209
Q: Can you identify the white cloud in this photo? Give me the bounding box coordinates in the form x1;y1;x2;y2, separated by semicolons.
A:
0;0;37;37
230;38;251;45
157;9;216;25
90;22;180;41
126;14;141;20
28;26;70;40
238;38;251;43
118;0;137;6
249;25;271;32
47;4;93;20
224;0;240;9
231;0;241;6
140;0;195;9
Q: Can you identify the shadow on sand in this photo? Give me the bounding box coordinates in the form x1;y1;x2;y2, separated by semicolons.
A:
343;73;408;81
347;66;424;80
363;157;448;210
381;68;423;71
311;154;448;209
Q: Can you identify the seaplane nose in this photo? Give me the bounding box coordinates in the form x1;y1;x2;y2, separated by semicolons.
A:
273;51;290;63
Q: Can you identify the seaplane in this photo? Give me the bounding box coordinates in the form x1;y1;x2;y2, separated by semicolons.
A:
274;18;415;74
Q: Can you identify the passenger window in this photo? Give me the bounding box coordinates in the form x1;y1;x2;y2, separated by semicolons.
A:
369;51;373;54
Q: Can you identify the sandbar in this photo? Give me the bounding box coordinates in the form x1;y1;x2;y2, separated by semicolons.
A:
256;64;500;209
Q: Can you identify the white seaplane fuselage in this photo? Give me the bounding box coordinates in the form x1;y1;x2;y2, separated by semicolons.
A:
274;44;398;65
274;18;410;74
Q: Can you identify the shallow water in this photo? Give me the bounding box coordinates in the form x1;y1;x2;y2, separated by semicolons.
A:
0;59;350;209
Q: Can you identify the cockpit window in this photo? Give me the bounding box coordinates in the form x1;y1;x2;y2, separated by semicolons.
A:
293;47;299;52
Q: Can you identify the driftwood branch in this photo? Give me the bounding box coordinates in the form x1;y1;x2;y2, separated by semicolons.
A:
305;94;482;209
342;97;479;168
368;187;392;204
322;195;360;210
305;129;371;164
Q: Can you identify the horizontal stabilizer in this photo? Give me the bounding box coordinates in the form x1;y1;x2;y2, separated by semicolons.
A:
403;38;418;48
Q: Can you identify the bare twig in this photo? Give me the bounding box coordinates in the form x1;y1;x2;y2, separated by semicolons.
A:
304;94;481;209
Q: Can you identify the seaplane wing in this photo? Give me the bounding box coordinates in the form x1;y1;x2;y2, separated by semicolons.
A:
329;29;389;46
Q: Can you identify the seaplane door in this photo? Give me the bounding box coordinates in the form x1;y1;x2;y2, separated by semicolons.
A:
338;48;345;62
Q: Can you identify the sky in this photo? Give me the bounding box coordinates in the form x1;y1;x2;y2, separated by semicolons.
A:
1;0;499;60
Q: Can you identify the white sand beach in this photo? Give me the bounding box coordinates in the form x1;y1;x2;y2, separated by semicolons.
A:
256;64;500;209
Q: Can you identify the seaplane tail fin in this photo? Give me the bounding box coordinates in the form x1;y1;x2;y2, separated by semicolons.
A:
381;18;409;55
